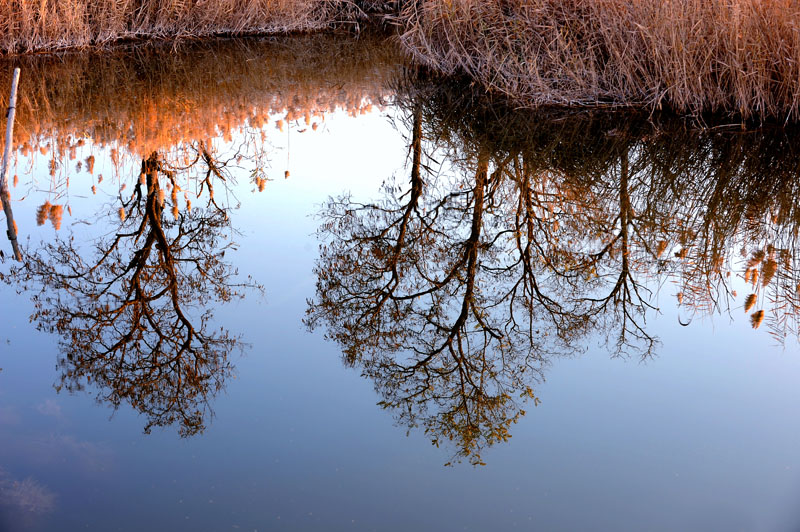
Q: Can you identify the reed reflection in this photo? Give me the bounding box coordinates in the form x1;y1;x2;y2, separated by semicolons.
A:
0;33;401;161
307;74;800;464
9;146;259;436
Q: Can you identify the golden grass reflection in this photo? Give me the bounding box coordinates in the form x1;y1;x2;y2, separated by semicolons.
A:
0;34;403;436
0;33;403;163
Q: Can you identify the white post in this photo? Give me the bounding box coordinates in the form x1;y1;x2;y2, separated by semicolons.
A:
0;67;22;261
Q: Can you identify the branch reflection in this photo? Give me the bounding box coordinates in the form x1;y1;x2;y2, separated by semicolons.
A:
12;146;259;436
307;74;800;464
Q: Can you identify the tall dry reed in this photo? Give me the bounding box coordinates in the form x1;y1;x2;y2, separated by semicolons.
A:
399;0;800;121
4;0;800;119
0;0;344;53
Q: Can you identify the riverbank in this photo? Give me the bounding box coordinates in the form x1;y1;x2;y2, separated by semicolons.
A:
0;0;341;53
399;0;800;122
2;0;800;121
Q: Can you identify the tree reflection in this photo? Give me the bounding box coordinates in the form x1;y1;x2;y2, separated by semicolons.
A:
307;160;544;465
11;146;257;436
306;97;571;465
307;73;800;464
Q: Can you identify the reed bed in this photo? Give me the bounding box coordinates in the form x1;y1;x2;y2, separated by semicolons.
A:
399;0;800;121
4;0;800;119
0;0;345;53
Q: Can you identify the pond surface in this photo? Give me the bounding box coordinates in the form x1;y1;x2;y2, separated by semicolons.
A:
1;34;800;531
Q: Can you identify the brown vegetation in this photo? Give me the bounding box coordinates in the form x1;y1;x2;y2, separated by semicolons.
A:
0;0;340;53
307;74;800;463
399;0;800;121
14;151;251;437
3;1;800;119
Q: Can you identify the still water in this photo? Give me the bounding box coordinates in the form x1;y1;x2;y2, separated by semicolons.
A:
1;34;800;531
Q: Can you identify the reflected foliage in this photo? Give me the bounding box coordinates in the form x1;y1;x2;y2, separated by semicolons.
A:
307;73;800;464
9;146;258;436
0;33;397;439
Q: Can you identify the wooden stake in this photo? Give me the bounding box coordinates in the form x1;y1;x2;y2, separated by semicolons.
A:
0;67;22;261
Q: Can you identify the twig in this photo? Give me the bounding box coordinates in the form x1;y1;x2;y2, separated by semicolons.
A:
0;67;22;261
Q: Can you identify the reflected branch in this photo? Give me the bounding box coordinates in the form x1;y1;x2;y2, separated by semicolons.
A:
9;148;260;436
308;72;800;464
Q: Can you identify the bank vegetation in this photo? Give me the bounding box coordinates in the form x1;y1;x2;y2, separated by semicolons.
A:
2;0;800;120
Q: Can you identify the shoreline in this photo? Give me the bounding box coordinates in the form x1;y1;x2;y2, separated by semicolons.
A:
3;0;800;123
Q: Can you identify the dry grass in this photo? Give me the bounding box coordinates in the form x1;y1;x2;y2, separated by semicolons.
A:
0;0;346;53
399;0;800;121
4;0;800;119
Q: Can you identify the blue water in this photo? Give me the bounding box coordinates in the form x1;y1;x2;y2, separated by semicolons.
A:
1;36;799;532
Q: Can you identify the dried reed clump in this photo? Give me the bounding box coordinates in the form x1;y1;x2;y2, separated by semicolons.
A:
399;0;800;121
747;249;766;269
750;309;765;328
49;204;64;229
762;258;778;286
36;201;64;229
35;201;51;226
0;0;348;54
744;293;757;312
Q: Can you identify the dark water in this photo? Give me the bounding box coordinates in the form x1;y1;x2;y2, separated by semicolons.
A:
1;35;800;531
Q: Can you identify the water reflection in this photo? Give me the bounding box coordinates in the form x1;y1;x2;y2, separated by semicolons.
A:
0;34;402;157
0;33;400;436
307;74;800;463
9;148;258;436
0;468;55;531
3;38;800;466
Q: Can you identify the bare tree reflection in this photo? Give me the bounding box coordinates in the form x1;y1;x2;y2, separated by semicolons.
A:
11;146;258;436
308;73;800;464
308;100;565;465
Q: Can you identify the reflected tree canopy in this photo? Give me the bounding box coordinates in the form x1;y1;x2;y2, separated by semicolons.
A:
8;146;259;436
0;33;396;439
307;73;800;464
